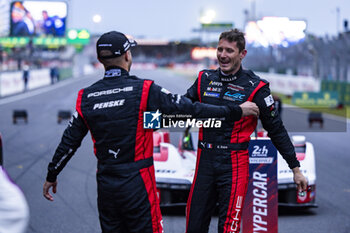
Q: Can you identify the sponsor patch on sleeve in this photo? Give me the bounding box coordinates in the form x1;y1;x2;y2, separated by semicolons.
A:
69;111;79;127
264;95;274;107
161;88;171;94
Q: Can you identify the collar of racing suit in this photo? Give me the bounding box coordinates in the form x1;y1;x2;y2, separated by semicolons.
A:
219;66;242;82
103;66;129;78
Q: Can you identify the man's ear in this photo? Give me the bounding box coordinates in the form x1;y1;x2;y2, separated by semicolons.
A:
124;51;130;62
240;49;247;60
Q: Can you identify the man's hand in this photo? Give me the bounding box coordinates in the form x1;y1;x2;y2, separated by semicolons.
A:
292;167;308;192
43;181;57;201
239;101;259;117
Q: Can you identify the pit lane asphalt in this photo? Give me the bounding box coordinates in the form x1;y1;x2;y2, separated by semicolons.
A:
0;68;349;233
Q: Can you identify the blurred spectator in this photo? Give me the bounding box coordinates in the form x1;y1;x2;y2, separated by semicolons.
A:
0;167;29;233
22;63;29;91
0;134;2;165
50;66;59;84
17;57;22;70
0;135;29;233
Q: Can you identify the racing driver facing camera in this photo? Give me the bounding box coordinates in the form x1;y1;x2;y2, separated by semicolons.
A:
185;29;308;233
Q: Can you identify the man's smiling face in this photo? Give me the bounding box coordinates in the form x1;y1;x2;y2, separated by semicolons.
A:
217;39;247;75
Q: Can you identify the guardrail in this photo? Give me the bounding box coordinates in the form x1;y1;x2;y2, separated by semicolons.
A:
0;67;74;97
256;72;321;96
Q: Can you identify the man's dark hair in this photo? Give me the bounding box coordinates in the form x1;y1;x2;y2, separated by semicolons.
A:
98;50;123;67
219;29;246;52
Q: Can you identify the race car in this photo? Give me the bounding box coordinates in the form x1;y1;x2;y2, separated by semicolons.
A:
277;135;317;208
153;130;196;206
153;129;317;208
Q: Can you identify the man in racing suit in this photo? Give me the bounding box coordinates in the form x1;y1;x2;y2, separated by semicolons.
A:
185;29;308;233
42;31;259;233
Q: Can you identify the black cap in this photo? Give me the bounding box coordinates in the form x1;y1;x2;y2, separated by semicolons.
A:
96;31;137;59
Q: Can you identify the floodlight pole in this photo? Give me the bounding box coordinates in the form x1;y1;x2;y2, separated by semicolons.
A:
336;7;340;34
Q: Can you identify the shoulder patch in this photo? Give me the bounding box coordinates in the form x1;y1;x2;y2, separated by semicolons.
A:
264;94;274;107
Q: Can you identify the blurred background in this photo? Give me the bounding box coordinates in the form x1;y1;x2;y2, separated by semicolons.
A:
0;0;349;111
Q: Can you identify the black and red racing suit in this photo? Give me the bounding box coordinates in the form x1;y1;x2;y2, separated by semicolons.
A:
185;67;300;233
45;67;242;233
